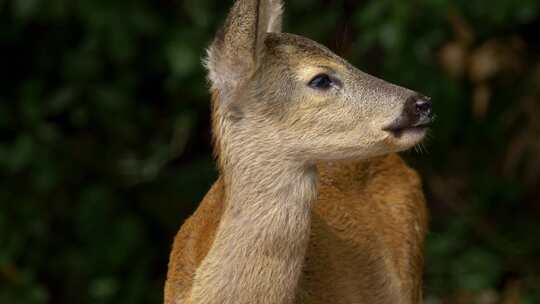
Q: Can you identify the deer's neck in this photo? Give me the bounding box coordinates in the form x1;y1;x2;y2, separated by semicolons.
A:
191;149;318;304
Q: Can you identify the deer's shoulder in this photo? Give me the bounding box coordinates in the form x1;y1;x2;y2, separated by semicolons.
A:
164;179;225;304
305;154;428;303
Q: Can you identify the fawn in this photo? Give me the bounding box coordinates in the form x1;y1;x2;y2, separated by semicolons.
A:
164;0;432;303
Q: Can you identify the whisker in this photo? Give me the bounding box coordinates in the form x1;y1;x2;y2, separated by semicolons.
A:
414;144;422;155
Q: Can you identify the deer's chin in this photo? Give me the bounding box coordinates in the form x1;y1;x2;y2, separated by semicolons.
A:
385;126;428;150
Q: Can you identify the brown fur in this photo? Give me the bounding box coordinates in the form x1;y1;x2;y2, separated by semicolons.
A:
165;155;427;303
164;0;429;303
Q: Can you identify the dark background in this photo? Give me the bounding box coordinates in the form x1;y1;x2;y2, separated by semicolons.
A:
1;0;540;303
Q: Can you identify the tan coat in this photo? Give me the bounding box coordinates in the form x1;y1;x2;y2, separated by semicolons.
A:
165;155;427;303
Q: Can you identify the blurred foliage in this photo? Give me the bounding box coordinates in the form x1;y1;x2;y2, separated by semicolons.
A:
1;0;539;303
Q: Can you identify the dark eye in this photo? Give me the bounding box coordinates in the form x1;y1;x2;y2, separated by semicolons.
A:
308;74;333;90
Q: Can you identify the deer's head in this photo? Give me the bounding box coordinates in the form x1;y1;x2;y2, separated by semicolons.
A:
206;0;433;166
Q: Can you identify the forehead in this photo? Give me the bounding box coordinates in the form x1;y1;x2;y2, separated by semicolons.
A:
265;33;349;69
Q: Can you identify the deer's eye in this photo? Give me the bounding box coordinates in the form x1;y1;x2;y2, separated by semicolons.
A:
308;74;334;90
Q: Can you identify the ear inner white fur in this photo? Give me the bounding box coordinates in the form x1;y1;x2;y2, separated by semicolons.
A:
265;0;284;33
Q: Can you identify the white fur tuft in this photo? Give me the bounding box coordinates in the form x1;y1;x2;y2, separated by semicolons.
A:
266;0;284;33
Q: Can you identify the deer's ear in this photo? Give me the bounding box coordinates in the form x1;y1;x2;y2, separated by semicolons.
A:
205;0;283;94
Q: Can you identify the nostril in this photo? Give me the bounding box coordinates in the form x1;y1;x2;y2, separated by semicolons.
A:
385;95;433;132
415;99;432;116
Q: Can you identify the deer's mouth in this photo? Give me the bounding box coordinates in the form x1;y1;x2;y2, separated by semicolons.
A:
383;121;431;138
383;118;432;138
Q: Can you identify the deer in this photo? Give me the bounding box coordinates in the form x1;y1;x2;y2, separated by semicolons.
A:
164;0;432;303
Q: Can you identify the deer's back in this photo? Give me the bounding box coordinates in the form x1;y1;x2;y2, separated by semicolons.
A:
165;153;428;304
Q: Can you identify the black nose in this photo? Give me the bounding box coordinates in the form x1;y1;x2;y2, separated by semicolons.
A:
414;97;432;118
382;94;434;133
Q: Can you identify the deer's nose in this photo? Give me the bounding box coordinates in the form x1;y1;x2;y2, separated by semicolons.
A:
402;94;433;127
382;94;434;133
414;97;432;119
